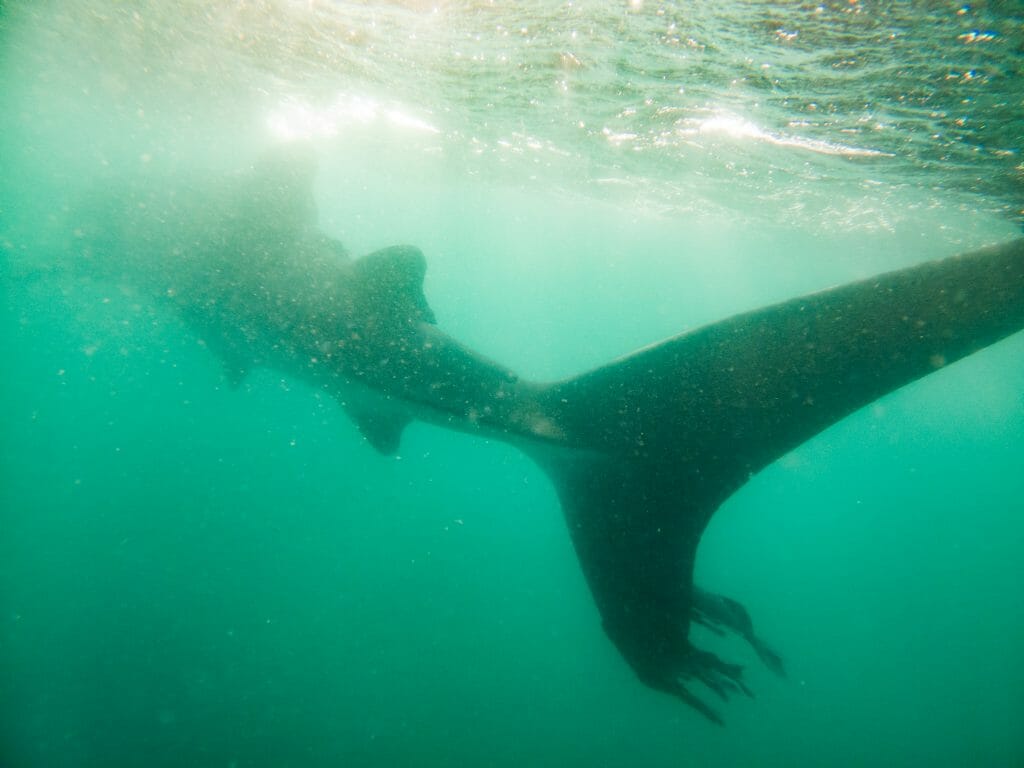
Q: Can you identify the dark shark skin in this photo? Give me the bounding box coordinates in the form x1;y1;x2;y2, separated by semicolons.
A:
70;150;1024;724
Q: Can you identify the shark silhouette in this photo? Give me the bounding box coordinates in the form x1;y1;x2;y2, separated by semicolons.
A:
70;148;1024;724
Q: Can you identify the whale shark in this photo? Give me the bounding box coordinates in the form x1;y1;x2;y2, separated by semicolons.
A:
68;148;1024;724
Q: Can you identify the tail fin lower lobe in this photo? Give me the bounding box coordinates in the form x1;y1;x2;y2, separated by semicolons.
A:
529;238;1024;722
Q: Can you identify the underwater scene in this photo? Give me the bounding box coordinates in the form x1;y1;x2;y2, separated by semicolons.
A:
1;2;1023;766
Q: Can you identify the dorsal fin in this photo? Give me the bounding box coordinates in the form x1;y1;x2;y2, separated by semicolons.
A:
342;403;412;455
352;245;436;324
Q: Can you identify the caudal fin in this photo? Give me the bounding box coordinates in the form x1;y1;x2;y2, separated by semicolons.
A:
530;238;1024;721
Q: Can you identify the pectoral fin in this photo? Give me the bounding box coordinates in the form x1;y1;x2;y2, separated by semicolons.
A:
343;403;412;455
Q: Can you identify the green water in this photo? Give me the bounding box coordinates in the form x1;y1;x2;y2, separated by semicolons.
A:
2;2;1023;766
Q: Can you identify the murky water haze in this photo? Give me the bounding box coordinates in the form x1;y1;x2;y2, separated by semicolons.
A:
2;2;1023;766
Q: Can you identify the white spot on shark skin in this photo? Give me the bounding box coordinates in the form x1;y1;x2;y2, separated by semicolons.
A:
528;414;565;441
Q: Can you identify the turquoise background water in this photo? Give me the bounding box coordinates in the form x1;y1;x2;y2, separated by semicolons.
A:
2;2;1023;766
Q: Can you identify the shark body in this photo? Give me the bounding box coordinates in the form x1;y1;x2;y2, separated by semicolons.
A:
71;150;1024;723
